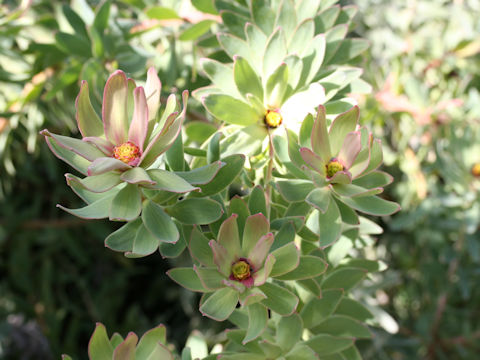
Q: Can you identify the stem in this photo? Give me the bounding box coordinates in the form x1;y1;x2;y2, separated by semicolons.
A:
265;132;275;219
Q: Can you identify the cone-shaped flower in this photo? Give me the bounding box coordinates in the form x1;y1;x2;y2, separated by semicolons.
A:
195;54;326;152
168;210;308;322
275;105;400;248
299;105;365;186
209;213;275;290
41;67;188;189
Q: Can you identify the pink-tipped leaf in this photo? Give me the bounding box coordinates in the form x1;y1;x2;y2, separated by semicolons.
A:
128;86;149;151
145;67;162;121
337;131;362;169
103;70;129;144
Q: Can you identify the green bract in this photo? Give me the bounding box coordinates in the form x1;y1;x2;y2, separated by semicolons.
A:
33;0;403;359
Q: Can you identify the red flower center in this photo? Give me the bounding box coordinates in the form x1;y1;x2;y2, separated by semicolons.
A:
230;258;252;281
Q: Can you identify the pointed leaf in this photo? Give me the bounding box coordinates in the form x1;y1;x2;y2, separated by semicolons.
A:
147;169;199;193
311;105;331;161
340;196;400;216
329;106;359;156
234;56;263;101
248;233;274;270
105;219;141;252
44;136;90;175
167;267;208;292
270;242;300;277
128;86;148;150
120;167;155;186
244;303;268;344
195;266;225;290
251;0;275;35
136;325;170;359
300;289;344;328
109;184;141;221
201;58;240;98
260;282;298;316
217;213;241;260
145;67;161;121
319;198;342;247
76;81;103;137
196;154;245;196
88;323;114;360
176;161;224;185
304;334;354;356
103;70;128;144
40;130;104;161
289;18;314;54
248;186;267;217
312;315;372;339
265;63;288;108
87;157;131;176
306;188;330;213
275;255;327;280
242;213;270;256
166;198;223;225
300;147;326;175
263;28;287;78
65;172;121;193
126;224;159;257
189;226;215;267
322;267;367;291
57;193;114;219
142;201;179;244
202;94;260;126
276;180;315;202
113;333;138;360
338;132;361;169
200;287;239;321
277;313;303;352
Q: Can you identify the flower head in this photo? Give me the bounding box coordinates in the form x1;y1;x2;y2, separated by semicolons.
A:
298;105;371;185
41;67;188;184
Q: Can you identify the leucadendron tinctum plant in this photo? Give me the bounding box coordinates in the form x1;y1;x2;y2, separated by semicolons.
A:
42;1;401;359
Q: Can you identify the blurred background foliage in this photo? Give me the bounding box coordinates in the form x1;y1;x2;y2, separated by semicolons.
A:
0;0;479;359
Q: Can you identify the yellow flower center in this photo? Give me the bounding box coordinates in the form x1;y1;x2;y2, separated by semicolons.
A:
264;110;282;128
113;141;140;165
231;260;251;281
472;163;480;177
326;158;344;178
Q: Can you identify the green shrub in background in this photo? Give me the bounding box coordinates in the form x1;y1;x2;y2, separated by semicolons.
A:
354;0;480;358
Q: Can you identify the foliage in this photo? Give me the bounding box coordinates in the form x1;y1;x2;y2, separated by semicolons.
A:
40;0;400;359
354;0;480;358
1;0;478;359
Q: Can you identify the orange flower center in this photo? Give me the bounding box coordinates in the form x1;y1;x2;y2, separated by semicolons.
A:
231;260;251;281
264;110;282;128
326;158;344;178
472;163;480;177
113;141;140;165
